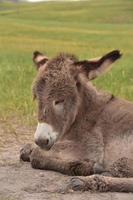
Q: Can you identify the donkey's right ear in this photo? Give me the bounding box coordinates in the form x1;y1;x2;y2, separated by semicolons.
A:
33;51;49;70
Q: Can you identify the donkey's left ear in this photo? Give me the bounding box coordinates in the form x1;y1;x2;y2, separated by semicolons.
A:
33;51;49;70
74;50;122;80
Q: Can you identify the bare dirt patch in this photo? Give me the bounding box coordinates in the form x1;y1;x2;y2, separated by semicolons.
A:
0;119;133;200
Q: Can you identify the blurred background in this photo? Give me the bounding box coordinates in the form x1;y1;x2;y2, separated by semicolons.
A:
0;0;133;124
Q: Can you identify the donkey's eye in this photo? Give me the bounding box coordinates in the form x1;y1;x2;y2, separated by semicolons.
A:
53;99;64;115
54;99;64;105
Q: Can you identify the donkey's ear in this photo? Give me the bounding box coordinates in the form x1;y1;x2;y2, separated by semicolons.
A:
33;51;48;70
74;50;122;80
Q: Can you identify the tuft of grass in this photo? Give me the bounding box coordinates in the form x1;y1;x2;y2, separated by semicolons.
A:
0;0;133;123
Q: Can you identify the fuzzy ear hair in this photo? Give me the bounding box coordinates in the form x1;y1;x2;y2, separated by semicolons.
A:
33;51;48;70
74;50;122;80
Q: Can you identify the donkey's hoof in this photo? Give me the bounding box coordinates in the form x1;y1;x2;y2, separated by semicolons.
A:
67;177;86;191
20;143;34;162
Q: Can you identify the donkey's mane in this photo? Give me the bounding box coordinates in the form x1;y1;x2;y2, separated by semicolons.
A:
46;53;78;69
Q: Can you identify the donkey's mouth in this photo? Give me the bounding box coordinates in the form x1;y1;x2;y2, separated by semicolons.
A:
38;139;54;150
39;144;52;151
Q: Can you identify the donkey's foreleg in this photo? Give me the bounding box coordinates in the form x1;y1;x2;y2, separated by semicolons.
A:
66;175;133;192
30;147;96;176
20;144;105;176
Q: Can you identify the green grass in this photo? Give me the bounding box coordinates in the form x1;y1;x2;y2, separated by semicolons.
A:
0;0;133;123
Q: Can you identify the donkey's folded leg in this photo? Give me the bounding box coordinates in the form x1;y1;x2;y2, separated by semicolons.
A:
66;175;133;192
30;147;95;176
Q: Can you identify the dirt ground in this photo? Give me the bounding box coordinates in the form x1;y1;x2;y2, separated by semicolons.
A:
0;118;133;200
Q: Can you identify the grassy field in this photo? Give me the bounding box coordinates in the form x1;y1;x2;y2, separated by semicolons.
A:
0;0;133;123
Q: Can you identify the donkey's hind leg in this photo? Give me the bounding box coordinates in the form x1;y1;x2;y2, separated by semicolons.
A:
65;175;133;192
108;157;133;178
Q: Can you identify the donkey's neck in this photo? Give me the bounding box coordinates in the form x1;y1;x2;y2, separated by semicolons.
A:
81;82;113;113
62;82;113;141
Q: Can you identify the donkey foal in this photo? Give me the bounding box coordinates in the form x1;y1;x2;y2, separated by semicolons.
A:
20;49;133;192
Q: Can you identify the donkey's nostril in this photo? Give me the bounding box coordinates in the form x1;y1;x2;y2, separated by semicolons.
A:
35;138;49;147
46;139;49;145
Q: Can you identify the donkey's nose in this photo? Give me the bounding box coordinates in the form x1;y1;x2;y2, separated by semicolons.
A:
35;138;49;147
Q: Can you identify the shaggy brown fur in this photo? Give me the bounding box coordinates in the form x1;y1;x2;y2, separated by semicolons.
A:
20;50;133;192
